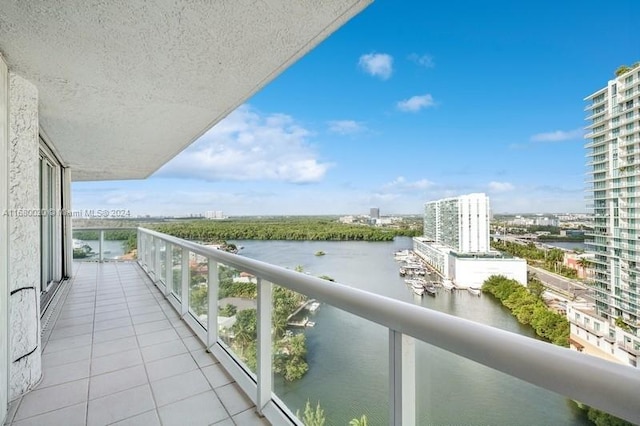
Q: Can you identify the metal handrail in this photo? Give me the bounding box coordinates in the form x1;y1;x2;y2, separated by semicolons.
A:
138;227;640;423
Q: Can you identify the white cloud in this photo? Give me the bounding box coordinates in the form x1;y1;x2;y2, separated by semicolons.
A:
358;53;393;80
408;53;435;68
530;128;583;142
327;120;367;135
158;105;331;183
382;176;434;192
488;181;515;192
396;94;436;112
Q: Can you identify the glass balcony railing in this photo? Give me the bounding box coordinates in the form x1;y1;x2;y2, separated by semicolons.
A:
72;227;136;261
135;227;640;425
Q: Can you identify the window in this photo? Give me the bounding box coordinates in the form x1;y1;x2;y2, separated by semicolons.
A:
39;140;68;310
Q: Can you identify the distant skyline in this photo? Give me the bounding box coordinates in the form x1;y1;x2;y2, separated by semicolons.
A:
72;0;640;216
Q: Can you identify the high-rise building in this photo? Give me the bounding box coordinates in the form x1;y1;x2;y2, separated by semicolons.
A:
571;65;640;366
370;207;380;219
423;193;490;253
415;193;525;288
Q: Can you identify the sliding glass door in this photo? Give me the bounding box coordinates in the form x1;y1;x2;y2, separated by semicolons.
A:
39;142;66;310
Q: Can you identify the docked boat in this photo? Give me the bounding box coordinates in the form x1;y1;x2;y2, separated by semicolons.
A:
467;287;481;296
394;249;413;261
411;283;425;296
424;284;437;297
308;301;320;313
441;279;455;291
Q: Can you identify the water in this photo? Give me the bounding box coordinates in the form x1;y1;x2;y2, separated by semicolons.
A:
76;240;126;260
233;238;589;425
542;241;587;251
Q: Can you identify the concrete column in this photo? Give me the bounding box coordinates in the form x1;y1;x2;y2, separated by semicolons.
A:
8;72;41;400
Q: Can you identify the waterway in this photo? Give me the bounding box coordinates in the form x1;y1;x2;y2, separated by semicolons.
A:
232;238;589;425
75;240;126;260
541;241;587;251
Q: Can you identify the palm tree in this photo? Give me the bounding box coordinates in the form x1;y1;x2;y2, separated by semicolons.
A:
349;415;368;426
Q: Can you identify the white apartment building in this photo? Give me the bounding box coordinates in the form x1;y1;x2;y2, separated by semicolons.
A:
423;193;490;252
205;211;226;220
570;65;640;367
416;193;526;288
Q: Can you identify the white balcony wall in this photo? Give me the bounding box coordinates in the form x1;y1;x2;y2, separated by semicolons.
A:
7;72;41;399
0;54;9;426
449;256;527;289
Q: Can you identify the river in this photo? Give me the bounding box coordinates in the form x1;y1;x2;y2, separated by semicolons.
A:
232;238;588;425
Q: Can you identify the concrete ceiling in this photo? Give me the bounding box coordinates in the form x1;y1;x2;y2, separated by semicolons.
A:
0;0;371;181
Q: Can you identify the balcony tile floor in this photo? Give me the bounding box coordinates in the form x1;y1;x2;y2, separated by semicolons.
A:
5;262;270;426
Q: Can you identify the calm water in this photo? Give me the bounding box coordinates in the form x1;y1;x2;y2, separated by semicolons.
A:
542;241;587;251
78;240;126;259
233;238;588;425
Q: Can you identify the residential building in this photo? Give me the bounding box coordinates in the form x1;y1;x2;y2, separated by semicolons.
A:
370;207;380;219
423;193;490;252
414;194;526;288
204;211;226;220
571;65;640;367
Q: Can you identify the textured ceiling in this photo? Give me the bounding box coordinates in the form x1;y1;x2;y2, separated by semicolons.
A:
0;0;371;181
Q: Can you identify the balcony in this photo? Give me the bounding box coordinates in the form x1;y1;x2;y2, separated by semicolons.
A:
5;261;266;426
7;227;640;425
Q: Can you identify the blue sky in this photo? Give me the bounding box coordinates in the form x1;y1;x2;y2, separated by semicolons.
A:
73;0;640;216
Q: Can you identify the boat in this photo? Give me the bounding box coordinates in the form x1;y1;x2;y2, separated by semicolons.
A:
467;287;481;296
394;249;413;261
308;301;320;313
315;250;326;256
306;321;315;327
411;283;425;296
441;279;455;291
424;284;437;297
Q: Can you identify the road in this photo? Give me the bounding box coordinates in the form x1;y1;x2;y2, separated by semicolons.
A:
527;265;595;303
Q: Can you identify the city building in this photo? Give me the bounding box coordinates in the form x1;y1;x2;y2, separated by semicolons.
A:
568;65;640;367
414;193;526;288
204;211;226;220
0;2;372;424
423;193;490;252
370;207;380;219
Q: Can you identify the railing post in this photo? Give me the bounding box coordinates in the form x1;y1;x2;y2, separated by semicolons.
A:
207;260;219;349
154;237;161;282
164;243;172;297
136;229;141;265
99;229;104;262
181;248;189;317
256;277;272;413
389;329;415;426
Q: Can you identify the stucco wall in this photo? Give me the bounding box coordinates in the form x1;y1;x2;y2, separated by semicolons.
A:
8;72;41;399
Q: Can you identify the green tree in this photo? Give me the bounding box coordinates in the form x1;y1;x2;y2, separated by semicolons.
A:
296;400;325;426
527;276;545;300
219;303;237;317
349;415;368;426
587;406;635;426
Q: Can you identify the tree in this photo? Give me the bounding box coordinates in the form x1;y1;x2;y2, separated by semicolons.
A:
587;406;635;426
527;278;545;299
349;415;369;426
232;309;257;354
219;303;237;317
615;65;631;76
296;400;326;426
